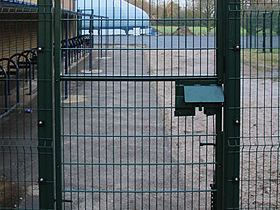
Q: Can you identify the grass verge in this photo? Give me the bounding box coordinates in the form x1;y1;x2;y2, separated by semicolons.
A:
242;49;279;71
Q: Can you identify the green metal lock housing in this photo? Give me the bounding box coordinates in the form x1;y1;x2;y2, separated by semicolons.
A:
175;80;224;116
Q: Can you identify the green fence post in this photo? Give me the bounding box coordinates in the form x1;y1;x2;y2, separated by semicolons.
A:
37;0;54;208
217;0;241;208
223;0;241;209
54;0;62;208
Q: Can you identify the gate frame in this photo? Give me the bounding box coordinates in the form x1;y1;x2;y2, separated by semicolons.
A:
50;0;241;209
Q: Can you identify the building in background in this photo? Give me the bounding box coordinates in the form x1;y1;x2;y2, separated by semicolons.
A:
0;0;77;59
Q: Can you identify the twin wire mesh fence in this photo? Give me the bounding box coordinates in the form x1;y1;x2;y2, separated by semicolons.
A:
0;2;39;209
0;0;279;209
240;2;280;209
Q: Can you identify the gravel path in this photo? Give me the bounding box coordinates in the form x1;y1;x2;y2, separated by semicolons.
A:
145;49;280;209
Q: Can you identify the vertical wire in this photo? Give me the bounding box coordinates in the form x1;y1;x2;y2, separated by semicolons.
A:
184;1;188;202
112;1;116;207
133;1;137;208
191;115;194;209
248;7;253;208
141;1;144;207
148;0;152;207
61;13;66;208
176;0;180;208
119;1;123;208
105;1;109;208
268;4;274;207
277;8;280;208
156;1;159;209
205;115;208;209
126;1;130;208
206;0;209;76
163;0;166;208
192;0;195;76
170;0;173;208
262;8;267;208
97;1;101;208
199;0;202;76
254;8;259;210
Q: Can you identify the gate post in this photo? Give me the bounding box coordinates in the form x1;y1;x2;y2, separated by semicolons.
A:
219;0;241;208
37;0;54;209
54;0;62;208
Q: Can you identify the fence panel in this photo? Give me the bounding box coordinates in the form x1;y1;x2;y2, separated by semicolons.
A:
240;1;280;209
0;1;40;209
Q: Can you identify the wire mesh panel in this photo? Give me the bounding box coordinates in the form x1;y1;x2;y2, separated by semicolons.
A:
240;1;280;209
56;0;223;209
0;1;39;209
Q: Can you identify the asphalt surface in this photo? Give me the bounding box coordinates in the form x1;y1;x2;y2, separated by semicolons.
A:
92;35;280;49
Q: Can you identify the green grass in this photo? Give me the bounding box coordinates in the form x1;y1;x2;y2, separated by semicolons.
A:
256;28;278;36
242;49;279;70
241;27;278;36
241;27;247;36
154;26;216;36
154;26;279;36
154;26;179;35
188;26;216;36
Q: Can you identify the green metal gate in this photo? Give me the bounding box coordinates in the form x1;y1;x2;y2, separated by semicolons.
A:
50;0;240;209
34;0;280;209
1;0;279;209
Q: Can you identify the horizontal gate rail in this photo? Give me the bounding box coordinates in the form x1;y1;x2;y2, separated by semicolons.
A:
60;75;218;81
62;189;217;193
61;162;217;166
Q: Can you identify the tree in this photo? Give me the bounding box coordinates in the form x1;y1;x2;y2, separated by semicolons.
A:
194;0;216;32
165;1;181;18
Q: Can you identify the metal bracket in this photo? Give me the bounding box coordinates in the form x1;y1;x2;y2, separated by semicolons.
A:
233;177;239;183
37;46;44;53
233;119;240;125
38;120;45;127
200;142;216;146
210;184;217;210
233;44;241;51
38;178;45;184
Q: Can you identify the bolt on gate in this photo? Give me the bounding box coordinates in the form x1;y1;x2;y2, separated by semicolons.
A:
0;0;279;209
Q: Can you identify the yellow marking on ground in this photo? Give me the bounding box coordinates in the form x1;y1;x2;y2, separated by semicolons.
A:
80;69;103;74
61;95;86;104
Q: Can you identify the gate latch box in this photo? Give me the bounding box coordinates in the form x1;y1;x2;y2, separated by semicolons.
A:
175;82;224;116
